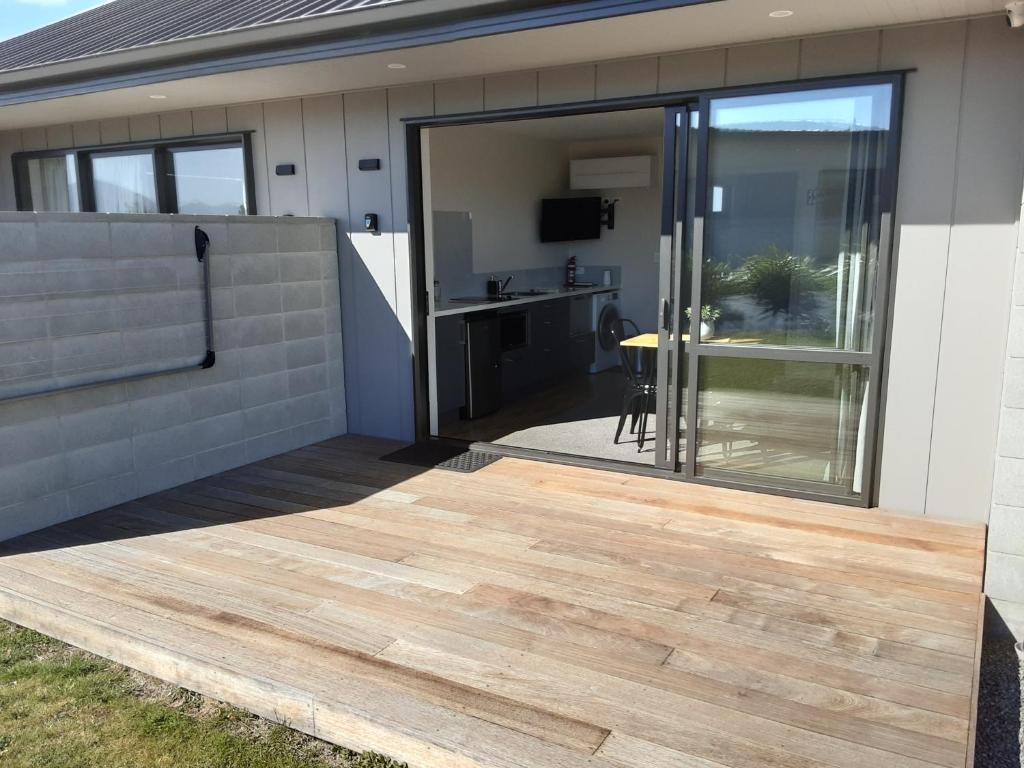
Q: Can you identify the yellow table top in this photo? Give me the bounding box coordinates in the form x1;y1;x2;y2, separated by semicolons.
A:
620;333;762;348
619;333;683;349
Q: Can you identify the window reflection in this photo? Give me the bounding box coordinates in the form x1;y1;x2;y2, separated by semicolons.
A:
697;359;869;494
170;146;248;215
701;84;892;350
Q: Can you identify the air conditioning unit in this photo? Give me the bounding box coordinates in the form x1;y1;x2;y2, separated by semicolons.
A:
570;155;652;190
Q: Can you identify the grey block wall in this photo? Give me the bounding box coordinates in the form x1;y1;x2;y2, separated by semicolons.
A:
0;212;346;542
988;188;1024;639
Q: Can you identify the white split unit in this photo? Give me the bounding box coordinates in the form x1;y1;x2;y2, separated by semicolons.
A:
570;155;652;190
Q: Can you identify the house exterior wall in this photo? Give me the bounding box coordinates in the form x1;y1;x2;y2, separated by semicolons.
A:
0;212;345;542
1;15;1022;524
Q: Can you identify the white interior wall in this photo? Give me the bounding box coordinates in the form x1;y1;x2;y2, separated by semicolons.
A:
566;136;663;329
2;16;1022;522
427;123;567;275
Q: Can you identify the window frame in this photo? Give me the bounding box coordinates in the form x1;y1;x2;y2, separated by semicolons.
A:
12;132;257;215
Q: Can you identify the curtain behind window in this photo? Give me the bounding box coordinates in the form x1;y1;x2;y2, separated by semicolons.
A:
26;155;79;212
91;153;158;214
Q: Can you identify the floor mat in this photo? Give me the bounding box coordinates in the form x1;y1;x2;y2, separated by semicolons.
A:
380;441;502;473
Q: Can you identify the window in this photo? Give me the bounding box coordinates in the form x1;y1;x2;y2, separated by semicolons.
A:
15;152;80;212
14;134;254;215
169;145;248;215
90;151;158;214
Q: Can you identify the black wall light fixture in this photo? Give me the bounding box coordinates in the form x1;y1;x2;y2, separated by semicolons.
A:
359;158;382;171
275;163;296;176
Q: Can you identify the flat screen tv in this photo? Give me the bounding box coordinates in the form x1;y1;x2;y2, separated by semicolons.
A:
540;197;602;242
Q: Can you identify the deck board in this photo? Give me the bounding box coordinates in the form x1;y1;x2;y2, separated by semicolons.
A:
0;435;986;768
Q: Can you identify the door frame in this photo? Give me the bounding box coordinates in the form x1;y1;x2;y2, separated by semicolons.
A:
403;70;907;507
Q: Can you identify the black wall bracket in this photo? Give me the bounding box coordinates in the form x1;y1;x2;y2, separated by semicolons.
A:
601;198;619;231
196;225;217;371
195;225;210;262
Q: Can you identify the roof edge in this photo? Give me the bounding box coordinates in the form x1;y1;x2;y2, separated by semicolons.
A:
0;0;721;108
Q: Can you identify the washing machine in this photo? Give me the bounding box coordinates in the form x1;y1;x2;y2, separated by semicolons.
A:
591;290;622;374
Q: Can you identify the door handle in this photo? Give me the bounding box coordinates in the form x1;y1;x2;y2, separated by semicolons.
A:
661;299;671;331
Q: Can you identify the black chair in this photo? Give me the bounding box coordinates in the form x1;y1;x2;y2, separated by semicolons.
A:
609;319;656;451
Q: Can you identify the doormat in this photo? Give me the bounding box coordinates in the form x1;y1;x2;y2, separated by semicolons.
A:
380;441;502;473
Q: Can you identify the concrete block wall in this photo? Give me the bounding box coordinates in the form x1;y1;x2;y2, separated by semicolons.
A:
988;188;1024;639
0;212;345;542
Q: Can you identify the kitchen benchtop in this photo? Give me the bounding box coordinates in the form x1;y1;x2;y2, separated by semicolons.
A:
432;285;619;318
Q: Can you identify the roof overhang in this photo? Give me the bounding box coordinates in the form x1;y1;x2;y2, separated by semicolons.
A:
0;0;719;106
0;0;1007;131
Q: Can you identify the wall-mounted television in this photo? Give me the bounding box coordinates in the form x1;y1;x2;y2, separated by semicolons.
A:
539;196;602;242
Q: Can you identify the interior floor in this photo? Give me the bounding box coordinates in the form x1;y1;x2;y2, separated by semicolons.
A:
440;369;658;465
441;368;860;494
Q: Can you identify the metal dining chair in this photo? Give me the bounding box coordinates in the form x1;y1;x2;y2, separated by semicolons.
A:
609;319;656;451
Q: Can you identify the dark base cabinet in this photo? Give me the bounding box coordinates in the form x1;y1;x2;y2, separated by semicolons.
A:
442;293;601;422
502;298;595;400
462;314;502;420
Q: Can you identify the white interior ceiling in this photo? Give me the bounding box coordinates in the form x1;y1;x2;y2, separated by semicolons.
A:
0;0;1008;130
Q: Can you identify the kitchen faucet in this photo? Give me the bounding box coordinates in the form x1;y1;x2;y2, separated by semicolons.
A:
500;275;514;294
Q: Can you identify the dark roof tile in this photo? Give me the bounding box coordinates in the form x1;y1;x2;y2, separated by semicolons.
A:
0;0;421;74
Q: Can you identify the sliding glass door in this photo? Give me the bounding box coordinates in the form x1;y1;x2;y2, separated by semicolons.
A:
657;79;900;503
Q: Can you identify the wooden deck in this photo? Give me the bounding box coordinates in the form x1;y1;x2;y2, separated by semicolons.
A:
0;435;987;768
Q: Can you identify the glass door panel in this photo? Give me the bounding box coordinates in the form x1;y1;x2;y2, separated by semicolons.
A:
695;358;870;496
686;81;898;501
701;84;892;351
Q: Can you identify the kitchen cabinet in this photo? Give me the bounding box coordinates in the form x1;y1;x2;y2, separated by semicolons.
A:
438;290;610;417
570;331;596;370
435;314;466;421
500;347;531;396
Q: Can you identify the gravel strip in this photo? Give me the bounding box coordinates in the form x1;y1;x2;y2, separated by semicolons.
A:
973;634;1022;767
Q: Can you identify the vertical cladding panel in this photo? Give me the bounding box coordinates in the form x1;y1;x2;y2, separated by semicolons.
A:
72;122;102;147
926;16;1024;522
129;114;161;141
877;20;967;515
192;107;229;136
45;125;74;150
657;49;726;93
342;89;402;438
99;118;131;144
484;71;538;111
158;111;194;139
21;128;46;151
227;103;271;216
387;84;435;441
798;30;881;78
263;99;310;217
725;40;800;85
538;65;596;105
0;131;22;210
595;57;658;99
434;78;484;115
302;95;349;221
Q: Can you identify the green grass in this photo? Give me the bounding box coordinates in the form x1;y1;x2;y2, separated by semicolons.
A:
0;620;406;768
